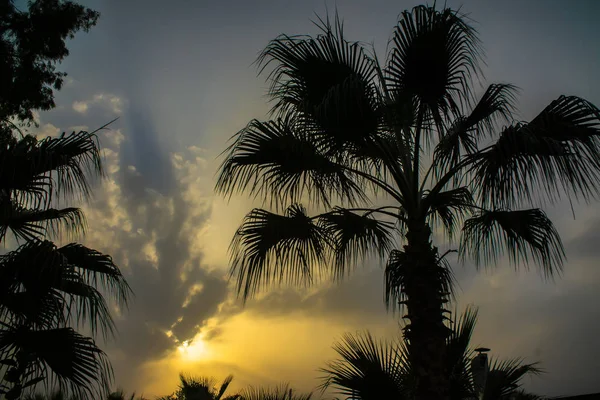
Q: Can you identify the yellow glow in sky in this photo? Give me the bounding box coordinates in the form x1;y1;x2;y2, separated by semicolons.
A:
177;337;210;362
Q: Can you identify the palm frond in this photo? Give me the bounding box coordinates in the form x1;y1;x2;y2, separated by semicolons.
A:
0;289;66;329
216;118;366;207
174;373;237;400
216;375;235;400
472;96;600;208
434;84;518;172
230;204;330;300
319;331;407;400
460;209;565;278
258;13;379;149
317;207;394;280
483;358;542;400
446;306;478;400
0;327;112;399
425;186;475;240
56;244;131;311
384;249;455;312
386;5;482;130
239;384;310;400
0;130;103;207
0;240;127;338
0;200;86;243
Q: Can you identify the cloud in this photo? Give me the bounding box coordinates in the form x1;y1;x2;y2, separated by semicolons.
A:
77;121;229;389
72;101;89;114
72;93;124;115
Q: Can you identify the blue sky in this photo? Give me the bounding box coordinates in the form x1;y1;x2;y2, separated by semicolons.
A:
31;0;600;397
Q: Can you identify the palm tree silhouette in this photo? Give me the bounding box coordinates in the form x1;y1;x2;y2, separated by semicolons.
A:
320;307;542;400
158;374;240;400
239;384;312;400
107;389;148;400
216;4;600;399
0;125;131;399
22;391;75;400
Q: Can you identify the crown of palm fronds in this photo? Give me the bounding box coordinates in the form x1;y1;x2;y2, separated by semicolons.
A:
216;3;600;304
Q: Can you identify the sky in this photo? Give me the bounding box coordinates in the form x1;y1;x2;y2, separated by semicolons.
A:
26;0;600;397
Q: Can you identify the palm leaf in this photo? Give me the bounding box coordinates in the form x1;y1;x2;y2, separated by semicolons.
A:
446;306;478;400
425;186;475;240
230;204;330;300
472;96;600;208
56;244;131;311
216;118;365;207
318;207;394;280
174;373;238;400
384;249;455;312
258;13;379;150
386;5;482;130
0;200;86;243
239;384;310;400
319;331;407;400
216;375;235;400
0;289;65;329
0;327;112;399
482;358;542;400
0;240;128;338
434;84;518;172
0;130;103;207
460;209;565;278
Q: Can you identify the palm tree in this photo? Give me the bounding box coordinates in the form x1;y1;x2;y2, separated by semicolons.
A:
320;307;541;400
158;374;240;400
107;389;148;400
239;384;312;400
21;390;75;400
216;4;600;400
0;124;131;399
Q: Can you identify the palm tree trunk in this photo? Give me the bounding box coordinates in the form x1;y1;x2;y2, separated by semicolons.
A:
403;223;451;400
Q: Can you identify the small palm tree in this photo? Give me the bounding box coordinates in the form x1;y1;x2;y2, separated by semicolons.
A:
239;384;312;400
107;389;148;400
216;4;600;400
159;374;240;400
0;124;131;399
21;390;78;400
320;307;541;400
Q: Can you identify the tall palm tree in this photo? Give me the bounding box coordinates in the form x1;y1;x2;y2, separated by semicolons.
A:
216;4;600;400
0;125;131;399
158;374;240;400
320;307;541;400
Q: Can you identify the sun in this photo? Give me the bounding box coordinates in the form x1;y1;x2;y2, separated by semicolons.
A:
177;338;209;361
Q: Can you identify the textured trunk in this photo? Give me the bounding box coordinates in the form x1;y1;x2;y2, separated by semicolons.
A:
403;223;450;400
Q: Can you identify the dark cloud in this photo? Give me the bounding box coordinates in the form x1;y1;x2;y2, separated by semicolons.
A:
564;217;600;260
120;105;177;197
52;111;232;388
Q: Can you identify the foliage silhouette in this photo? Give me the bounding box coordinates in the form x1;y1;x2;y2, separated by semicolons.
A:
216;4;600;400
320;307;542;400
106;389;148;400
22;389;148;400
157;374;240;400
239;384;312;400
0;125;131;399
0;0;99;125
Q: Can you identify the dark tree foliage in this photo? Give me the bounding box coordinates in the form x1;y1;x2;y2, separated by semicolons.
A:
0;0;99;124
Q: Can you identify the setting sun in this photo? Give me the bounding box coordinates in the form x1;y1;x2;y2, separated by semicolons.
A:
177;337;209;361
